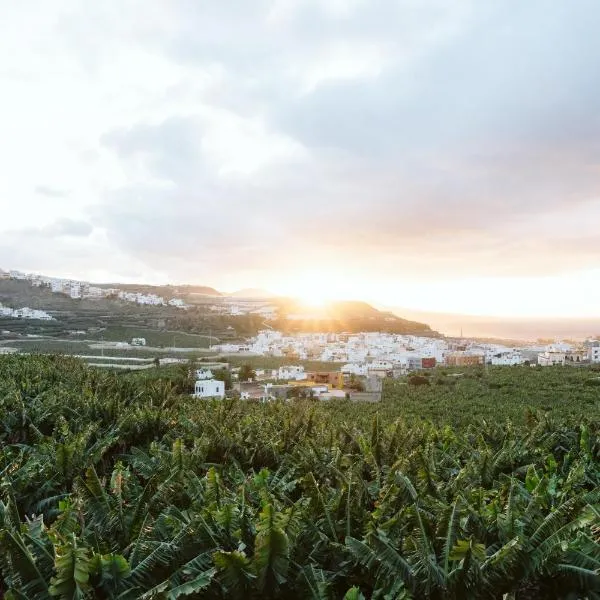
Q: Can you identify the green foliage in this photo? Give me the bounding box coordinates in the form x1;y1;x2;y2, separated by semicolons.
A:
239;363;257;382
0;355;599;598
387;364;600;427
49;534;92;599
213;367;233;390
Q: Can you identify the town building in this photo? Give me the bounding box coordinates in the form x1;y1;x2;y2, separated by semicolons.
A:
306;371;344;389
193;379;225;399
276;365;307;381
446;352;484;367
490;351;525;366
538;351;566;367
588;343;600;363
367;360;394;378
69;283;81;299
341;363;368;376
195;368;214;380
84;286;104;298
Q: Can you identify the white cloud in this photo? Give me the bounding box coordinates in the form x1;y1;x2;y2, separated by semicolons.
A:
198;107;308;176
292;41;389;93
0;1;599;318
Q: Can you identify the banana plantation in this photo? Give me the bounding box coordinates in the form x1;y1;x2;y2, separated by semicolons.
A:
1;354;599;599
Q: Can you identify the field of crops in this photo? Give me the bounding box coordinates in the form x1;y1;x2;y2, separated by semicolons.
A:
387;365;600;427
0;338;218;360
0;355;599;599
85;326;216;348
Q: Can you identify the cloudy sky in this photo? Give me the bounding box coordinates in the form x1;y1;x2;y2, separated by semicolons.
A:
1;0;600;317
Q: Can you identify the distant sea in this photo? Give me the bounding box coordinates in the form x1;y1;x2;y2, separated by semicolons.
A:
391;307;600;342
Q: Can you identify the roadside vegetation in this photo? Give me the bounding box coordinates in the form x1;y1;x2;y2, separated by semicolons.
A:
0;355;599;598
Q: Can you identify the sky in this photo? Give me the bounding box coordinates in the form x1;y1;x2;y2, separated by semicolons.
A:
1;0;600;318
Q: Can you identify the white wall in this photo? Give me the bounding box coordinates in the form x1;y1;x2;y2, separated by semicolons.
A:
193;379;225;399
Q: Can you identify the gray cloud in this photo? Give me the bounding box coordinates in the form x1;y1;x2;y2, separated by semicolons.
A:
100;117;203;182
65;0;600;281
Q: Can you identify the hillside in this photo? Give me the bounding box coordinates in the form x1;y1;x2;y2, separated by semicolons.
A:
227;288;277;298
0;277;437;339
274;299;437;335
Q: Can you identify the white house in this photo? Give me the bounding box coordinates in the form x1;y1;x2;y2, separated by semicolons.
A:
69;283;81;299
341;363;368;376
588;343;600;363
85;286;103;298
490;351;524;366
193;379;225;399
168;298;186;308
5;306;53;320
368;360;394;371
195;368;214;380
276;365;307;381
131;337;146;346
538;351;566;367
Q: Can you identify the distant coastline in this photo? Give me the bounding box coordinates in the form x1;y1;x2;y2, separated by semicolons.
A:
391;307;600;341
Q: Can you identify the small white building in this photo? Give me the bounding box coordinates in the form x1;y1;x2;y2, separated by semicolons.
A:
69;283;81;299
490;351;524;366
85;286;104;298
341;363;368;376
538;351;566;367
193;379;225;399
588;344;600;363
168;298;186;308
131;337;147;346
276;365;307;381
195;368;214;380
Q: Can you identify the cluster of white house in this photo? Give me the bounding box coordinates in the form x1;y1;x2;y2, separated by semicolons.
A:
537;342;600;366
2;269;187;308
211;330;600;371
191;337;600;400
0;303;53;320
116;290;187;307
212;331;524;369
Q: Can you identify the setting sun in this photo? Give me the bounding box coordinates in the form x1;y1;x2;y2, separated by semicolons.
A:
297;293;329;308
267;270;357;307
